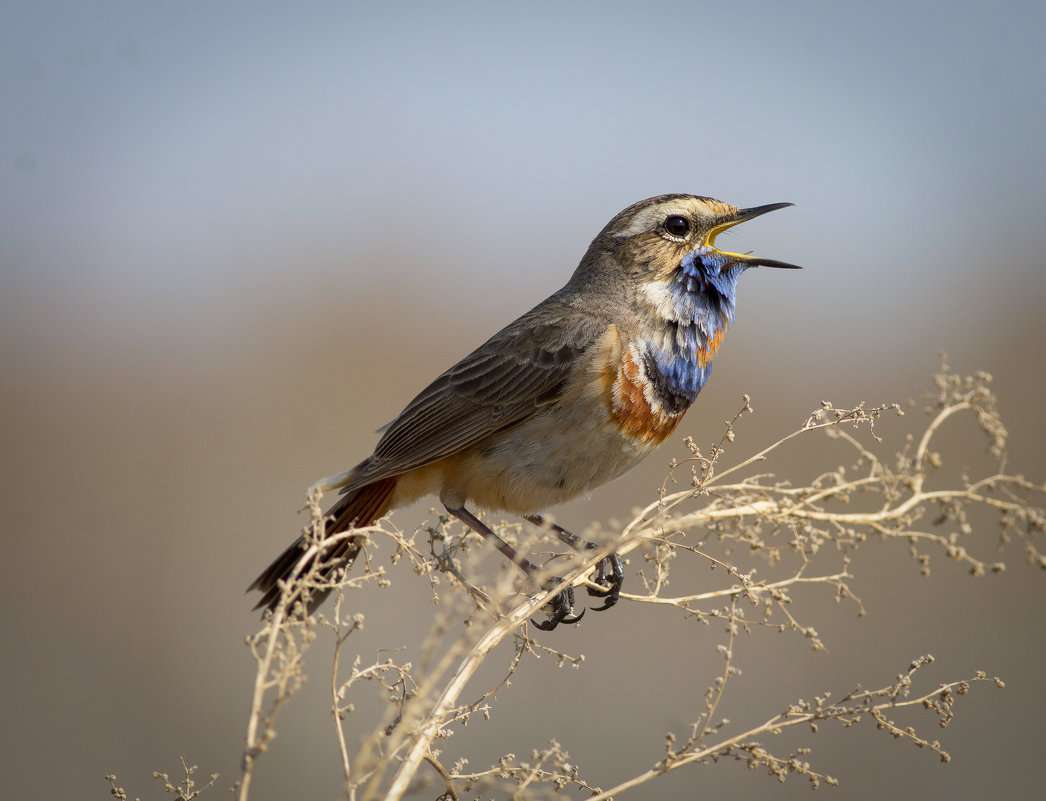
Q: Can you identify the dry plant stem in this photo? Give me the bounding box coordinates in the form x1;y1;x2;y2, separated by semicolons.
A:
238;492;382;801
422;753;459;801
697;597;738;743
376;552;606;801
633;394;1033;580
238;565;302;801
585;671;992;801
661;473;1035;545
109;757;218;801
620;568;854;607
331;615;364;786
630;402;897;535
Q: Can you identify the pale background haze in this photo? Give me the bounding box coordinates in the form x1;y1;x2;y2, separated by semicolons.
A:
2;2;1044;799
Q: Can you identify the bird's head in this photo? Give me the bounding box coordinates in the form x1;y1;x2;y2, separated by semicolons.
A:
576;194;799;324
598;194;799;278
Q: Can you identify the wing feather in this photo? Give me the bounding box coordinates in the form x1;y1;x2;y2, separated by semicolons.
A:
342;302;604;492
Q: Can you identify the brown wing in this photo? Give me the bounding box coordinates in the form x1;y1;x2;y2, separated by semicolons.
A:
341;301;604;494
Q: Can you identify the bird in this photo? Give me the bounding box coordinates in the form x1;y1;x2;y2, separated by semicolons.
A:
250;194;799;629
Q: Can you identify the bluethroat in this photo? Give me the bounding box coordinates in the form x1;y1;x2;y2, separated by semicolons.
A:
251;194;799;629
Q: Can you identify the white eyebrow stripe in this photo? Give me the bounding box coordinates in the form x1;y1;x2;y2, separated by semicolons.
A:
611;205;693;238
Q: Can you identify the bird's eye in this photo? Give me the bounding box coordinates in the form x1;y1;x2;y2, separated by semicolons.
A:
663;215;690;237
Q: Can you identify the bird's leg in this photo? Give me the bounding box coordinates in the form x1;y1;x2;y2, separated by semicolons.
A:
524;514;624;611
443;504;584;630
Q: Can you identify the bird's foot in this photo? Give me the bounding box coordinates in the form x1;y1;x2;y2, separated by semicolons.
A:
523;514;625;615
531;578;585;631
586;553;624;611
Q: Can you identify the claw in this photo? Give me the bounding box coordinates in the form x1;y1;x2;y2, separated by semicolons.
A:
589;596;617;612
532;607;585;630
530;581;585;630
587;554;624;611
524;515;625;613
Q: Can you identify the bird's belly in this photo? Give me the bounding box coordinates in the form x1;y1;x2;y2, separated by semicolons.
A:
443;401;663;514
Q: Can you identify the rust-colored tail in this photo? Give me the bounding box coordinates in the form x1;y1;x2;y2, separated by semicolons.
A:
249;477;397;613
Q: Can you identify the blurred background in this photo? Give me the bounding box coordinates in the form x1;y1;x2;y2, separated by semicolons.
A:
2;2;1044;799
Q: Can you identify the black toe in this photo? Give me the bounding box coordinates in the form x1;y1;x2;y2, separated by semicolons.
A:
587;554;624;610
531;582;585;630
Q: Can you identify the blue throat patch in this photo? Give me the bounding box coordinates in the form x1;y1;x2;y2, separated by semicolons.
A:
643;248;745;412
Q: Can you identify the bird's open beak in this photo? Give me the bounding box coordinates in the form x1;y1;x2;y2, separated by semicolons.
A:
705;202;801;269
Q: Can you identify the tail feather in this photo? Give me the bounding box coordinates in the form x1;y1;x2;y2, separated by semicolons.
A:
249;477;397;613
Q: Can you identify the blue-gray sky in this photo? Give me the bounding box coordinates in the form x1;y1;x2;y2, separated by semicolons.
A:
5;2;1044;345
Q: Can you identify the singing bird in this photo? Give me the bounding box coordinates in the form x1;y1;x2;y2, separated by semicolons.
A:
251;194;798;628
